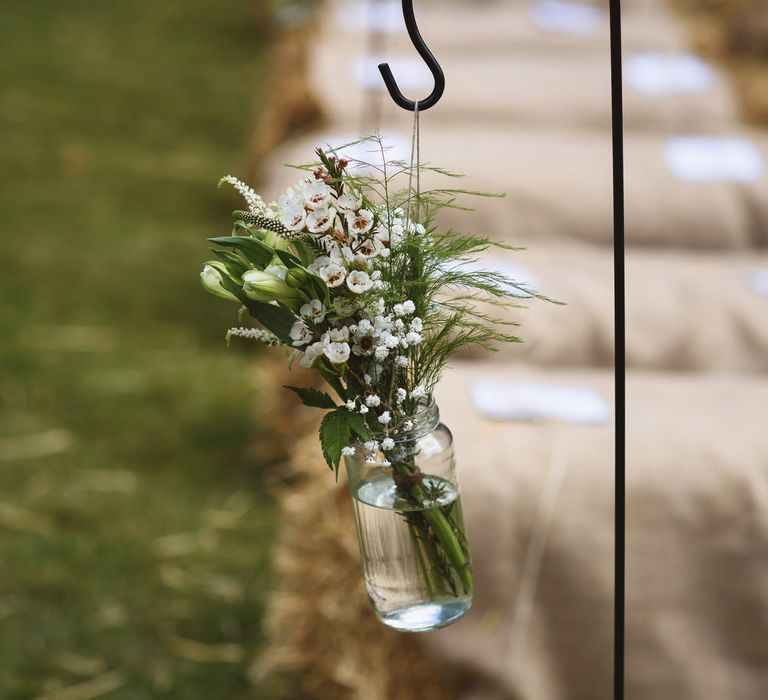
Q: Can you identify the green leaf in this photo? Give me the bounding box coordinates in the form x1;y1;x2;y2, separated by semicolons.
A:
291;240;313;266
284;386;337;409
242;300;295;344
208;236;274;269
211;249;250;277
347;411;372;441
319;409;351;472
273;249;303;269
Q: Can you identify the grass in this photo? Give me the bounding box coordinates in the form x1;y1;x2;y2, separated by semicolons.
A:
0;1;282;697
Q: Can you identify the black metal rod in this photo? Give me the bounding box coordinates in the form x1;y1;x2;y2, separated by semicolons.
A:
609;1;626;699
377;0;445;111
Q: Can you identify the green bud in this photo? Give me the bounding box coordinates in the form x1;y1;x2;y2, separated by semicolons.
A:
242;269;299;304
200;262;238;302
285;267;309;289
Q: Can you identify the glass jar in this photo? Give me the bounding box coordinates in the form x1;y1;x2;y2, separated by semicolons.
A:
344;400;473;632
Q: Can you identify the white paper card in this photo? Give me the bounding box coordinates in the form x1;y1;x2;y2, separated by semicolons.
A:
472;380;610;424
355;56;432;92
665;137;764;182
336;0;404;34
625;53;715;97
748;269;768;297
530;0;605;36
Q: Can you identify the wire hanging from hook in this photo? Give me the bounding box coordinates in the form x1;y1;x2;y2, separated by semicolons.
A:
377;0;445;111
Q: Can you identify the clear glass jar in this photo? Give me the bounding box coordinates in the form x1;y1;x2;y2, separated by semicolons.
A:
345;401;473;632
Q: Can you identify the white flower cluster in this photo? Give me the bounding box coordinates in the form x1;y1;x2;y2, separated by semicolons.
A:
220;175;267;215
225;326;280;346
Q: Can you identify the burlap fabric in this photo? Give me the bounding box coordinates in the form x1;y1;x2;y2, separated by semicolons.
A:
454;245;768;372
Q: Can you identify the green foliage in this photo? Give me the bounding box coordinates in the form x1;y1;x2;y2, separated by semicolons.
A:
319;410;352;472
284;386;337;409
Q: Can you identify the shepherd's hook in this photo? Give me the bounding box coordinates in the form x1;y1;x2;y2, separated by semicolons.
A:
377;0;445;111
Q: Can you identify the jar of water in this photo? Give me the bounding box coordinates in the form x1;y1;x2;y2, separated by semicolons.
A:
345;400;472;632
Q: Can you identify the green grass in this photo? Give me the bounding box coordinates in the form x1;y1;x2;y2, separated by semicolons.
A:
0;2;281;697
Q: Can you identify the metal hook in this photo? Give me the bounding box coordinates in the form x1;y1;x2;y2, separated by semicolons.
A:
377;0;445;111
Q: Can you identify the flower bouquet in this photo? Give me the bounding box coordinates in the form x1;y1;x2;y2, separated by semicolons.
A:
200;137;549;632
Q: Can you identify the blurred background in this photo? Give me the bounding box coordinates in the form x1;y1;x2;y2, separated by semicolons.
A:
2;1;767;699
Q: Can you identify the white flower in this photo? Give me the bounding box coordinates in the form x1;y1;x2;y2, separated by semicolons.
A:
346;209;374;235
411;385;426;399
323;341;350;364
290;320;313;347
379;247;391;258
377;411;391;425
318;263;346;288
337;191;362;212
383;333;400;349
346;270;373;294
395;355;409;367
300;299;326;322
363;440;379;452
341;446;356;457
359;405;369;414
299;341;325;368
393;303;405;317
353;237;383;258
307;256;331;273
306;207;336;233
326;327;349;343
346;400;356;411
409;317;423;332
265;264;287;280
396;388;407;403
303;180;333;210
365;395;381;408
358;319;373;334
402;300;416;315
363;373;372;384
405;331;422;346
279;203;307;232
200;263;238;301
381;437;395;451
374;345;389;360
403;420;414;431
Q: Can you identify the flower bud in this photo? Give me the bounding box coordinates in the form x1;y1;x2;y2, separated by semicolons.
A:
339;157;349;169
200;262;238;302
242;269;299;305
285;267;309;289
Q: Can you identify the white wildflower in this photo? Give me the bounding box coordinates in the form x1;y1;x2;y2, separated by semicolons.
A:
346;270;373;294
300;299;326;322
303;180;333;210
365;395;381;408
374;345;389;360
403;420;414;431
396;388;407;403
323;342;350;364
299;341;325;368
409;317;423;332
289;320;313;347
306;206;336;234
377;411;391;425
395;355;409;367
318;263;346;288
307;255;331;273
346;209;374;235
337;191;362;212
359;405;369;414
220;175;265;214
381;437;395;451
341;446;356;457
225;327;280;346
405;331;422;346
411;385;426;399
346;400;356;411
363;440;379;452
401;300;416;315
363;373;372;384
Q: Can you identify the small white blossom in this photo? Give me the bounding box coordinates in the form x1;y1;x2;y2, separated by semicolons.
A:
346;400;356;411
381;437;395;451
307;256;331;273
346;270;373;294
365;395;381;407
363;373;372;384
405;331;422;346
299;341;325;368
403;420;414;431
280;203;307;232
346;209;374;235
409;317;423;332
300;299;326;322
337;191;362;212
323;342;350;364
396;388;407;402
359;405;369;414
341;446;356;457
306;206;336;233
318;263;346;288
289;320;313;347
363;440;379;452
396;355;409;367
374;345;389;360
221;175;265;214
402;300;416;315
378;411;391;425
303;180;333;210
411;385;426;399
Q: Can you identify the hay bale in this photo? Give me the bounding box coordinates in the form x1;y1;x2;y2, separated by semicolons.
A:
251;432;460;700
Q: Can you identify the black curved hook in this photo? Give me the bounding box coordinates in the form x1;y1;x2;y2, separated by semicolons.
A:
377;0;445;111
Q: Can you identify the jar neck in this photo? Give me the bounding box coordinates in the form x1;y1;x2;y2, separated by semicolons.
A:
397;399;439;441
